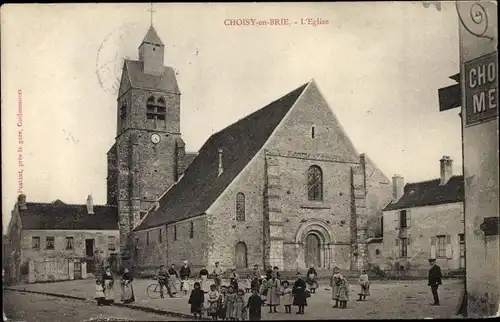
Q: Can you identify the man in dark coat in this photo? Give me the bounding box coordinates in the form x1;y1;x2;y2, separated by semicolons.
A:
428;258;442;306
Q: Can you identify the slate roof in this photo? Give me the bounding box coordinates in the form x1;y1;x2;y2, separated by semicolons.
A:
124;60;180;93
135;82;309;231
18;203;118;230
383;175;464;211
141;26;164;47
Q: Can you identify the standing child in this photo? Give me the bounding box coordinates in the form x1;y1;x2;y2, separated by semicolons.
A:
95;279;105;306
338;276;349;309
245;278;252;293
188;282;205;320
224;285;236;321
233;289;246;321
330;267;342;308
280;280;293;314
218;286;228;320
246;288;264;321
357;269;370;301
183;278;191;297
207;284;221;320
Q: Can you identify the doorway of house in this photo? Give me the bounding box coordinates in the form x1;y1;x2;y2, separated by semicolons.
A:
85;239;95;274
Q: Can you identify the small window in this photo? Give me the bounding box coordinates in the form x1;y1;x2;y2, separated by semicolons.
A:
147;231;151;245
190;222;194;239
65;237;74;250
108;236;116;251
158;228;162;243
311;126;315;138
236;192;246;221
174;225;177;241
46;237;55;250
399;210;407;228
32;237;40;250
436;235;446;258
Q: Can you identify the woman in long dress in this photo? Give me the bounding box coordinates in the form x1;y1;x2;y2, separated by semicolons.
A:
292;272;307;315
120;268;135;304
102;266;115;305
330;267;342;308
266;272;281;313
199;266;211;293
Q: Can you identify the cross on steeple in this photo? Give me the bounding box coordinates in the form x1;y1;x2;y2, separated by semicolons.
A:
148;3;156;26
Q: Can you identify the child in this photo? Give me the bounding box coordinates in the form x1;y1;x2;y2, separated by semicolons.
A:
245;278;252;293
182;278;191;297
357;269;370;301
188;282;205;320
95;279;105;306
218;285;228;320
259;279;267;307
280;280;293;314
224;285;236;320
207;284;221;320
233;289;246;321
338;276;349;309
246;288;264;321
330;267;342;308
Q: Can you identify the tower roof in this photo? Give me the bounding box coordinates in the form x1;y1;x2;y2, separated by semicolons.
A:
140;25;164;47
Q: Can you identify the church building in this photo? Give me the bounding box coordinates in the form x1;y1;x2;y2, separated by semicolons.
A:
109;25;394;274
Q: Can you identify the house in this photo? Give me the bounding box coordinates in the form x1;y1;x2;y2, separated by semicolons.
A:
368;156;464;277
4;194;119;283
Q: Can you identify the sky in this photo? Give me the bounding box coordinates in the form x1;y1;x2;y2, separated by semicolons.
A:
1;2;462;232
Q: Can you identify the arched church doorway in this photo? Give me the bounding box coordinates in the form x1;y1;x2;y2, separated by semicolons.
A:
305;233;321;268
235;242;248;269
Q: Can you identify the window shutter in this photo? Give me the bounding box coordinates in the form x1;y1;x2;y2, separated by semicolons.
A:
446;235;453;259
430;237;436;259
407;234;412;258
394;212;399;230
406;210;411;228
394;239;399;258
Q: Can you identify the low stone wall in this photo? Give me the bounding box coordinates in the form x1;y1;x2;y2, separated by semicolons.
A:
28;258;87;283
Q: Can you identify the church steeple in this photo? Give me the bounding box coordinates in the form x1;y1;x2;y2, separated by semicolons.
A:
138;25;165;76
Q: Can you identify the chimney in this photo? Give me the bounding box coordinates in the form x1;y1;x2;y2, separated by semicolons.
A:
17;194;27;210
440;156;453;185
86;195;94;214
392;174;404;201
218;149;223;177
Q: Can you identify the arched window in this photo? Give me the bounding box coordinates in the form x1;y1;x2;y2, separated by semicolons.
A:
307;166;323;201
311;126;315;138
236;192;245;221
146;96;166;129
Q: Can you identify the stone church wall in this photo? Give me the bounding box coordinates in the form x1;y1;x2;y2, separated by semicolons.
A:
133;216;208;275
206;152;267;273
276;154;355;270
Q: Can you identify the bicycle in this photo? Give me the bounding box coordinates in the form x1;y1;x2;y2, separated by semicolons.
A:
146;277;181;299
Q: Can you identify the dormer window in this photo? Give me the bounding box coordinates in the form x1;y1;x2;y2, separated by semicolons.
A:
146;96;167;129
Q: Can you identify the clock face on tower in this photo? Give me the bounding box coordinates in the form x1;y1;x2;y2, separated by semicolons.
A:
151;133;161;144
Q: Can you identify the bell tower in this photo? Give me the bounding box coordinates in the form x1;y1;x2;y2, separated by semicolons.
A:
106;23;186;263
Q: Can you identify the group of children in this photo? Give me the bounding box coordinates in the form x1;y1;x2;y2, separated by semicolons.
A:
330;268;371;309
188;283;263;321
